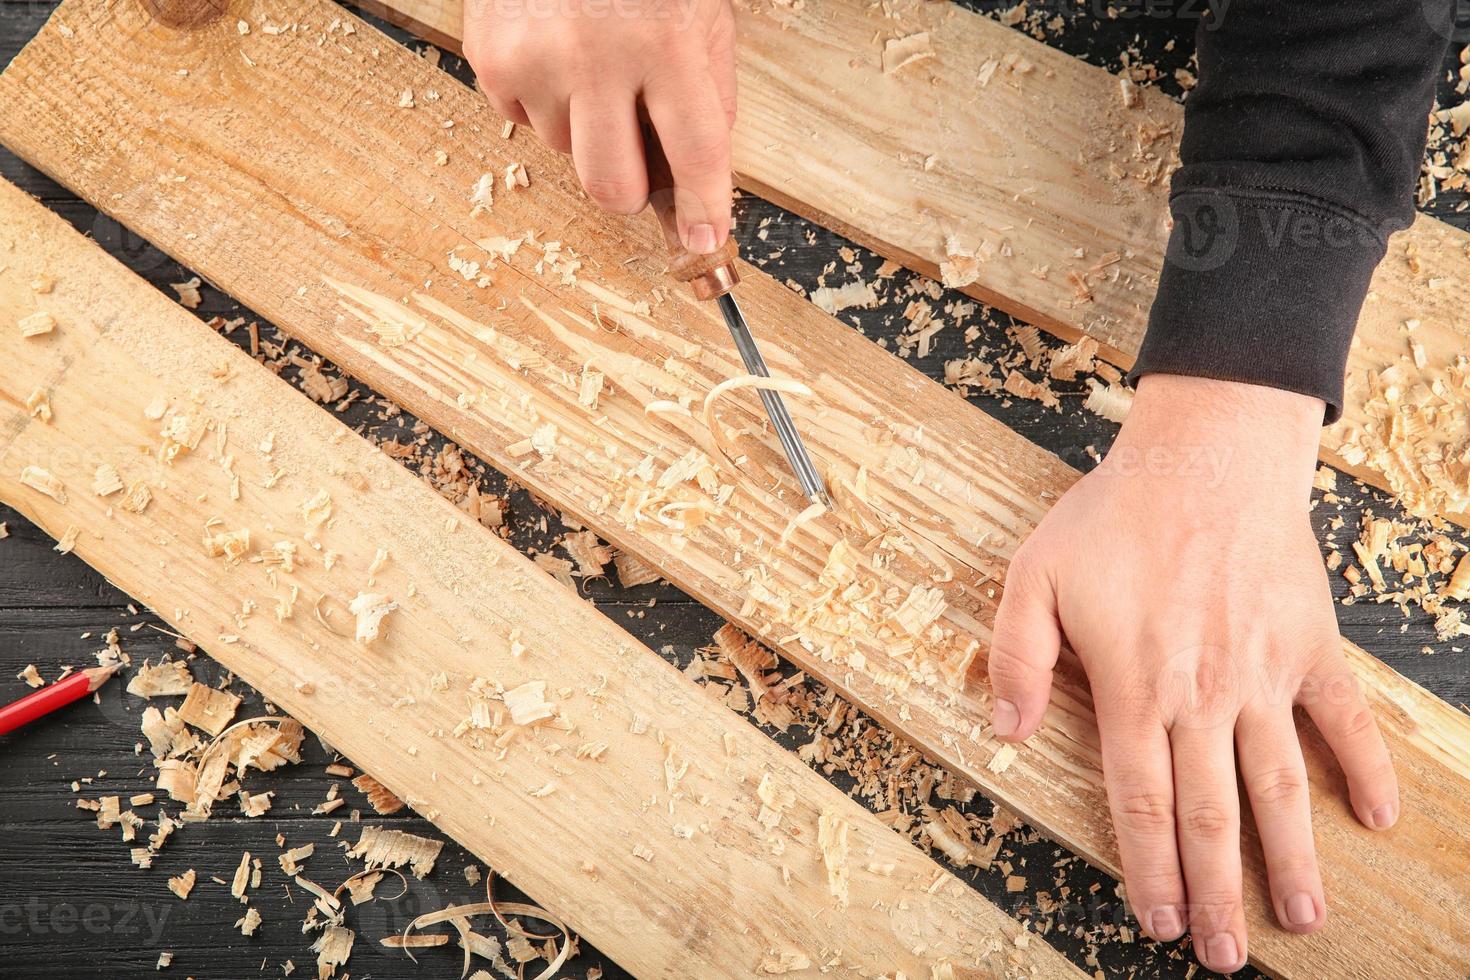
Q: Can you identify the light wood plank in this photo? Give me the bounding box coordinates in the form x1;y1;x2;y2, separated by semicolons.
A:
364;0;1470;526
1;4;1466;977
0;176;1082;980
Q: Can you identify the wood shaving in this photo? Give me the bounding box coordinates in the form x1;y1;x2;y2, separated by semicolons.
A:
19;465;66;502
17;663;43;688
170;276;203;309
469;173;495;215
19;310;56;337
236;907;262;936
503;679;556;727
1083;379;1133;423
346;826;443;879
352;773;405;815
127;659;194;698
808;280;877;315
312;924;354;980
177;683;242;736
613;550;661;587
348;592;397;646
93;463;124;497
25;387;52;422
168;869;196;899
881;32;935;74
53;524;79;554
816;808;850;906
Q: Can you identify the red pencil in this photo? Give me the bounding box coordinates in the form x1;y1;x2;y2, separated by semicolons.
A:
0;663;123;736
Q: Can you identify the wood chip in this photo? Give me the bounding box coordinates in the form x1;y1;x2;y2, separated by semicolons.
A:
127;660;194;698
352;773;405;815
177;683;242;736
348;592;397;646
168;869;196;899
346;826;443;879
19;464;66;502
19;310;56;337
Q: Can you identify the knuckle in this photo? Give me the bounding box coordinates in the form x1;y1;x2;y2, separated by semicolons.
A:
581;175;646;213
1265;850;1316;879
1113;789;1175;835
1337;705;1379;741
666;133;728;176
1181;801;1232;840
987;645;1044;687
1247;765;1306;807
1126;865;1184;899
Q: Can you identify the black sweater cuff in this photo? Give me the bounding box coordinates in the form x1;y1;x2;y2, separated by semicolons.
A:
1130;189;1387;425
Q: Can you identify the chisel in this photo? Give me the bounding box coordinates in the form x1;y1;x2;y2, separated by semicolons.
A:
641;126;831;509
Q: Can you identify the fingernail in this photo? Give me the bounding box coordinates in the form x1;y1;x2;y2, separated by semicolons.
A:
1204;934;1240;971
993;698;1020;738
686;223;718;254
1150;906;1184;940
1371;802;1397;829
1285;892;1317;926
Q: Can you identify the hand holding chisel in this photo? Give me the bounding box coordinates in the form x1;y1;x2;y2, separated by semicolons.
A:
641;126;830;509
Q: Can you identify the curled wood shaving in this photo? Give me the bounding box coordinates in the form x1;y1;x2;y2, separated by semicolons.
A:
398;901;571;980
333;867;408;906
702;374;815;481
17;663;43;688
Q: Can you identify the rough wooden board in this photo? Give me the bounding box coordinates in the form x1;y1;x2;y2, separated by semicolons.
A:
1;4;1467;977
0;177;1084;980
361;0;1470;527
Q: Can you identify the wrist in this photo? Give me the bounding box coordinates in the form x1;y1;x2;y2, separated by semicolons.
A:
1105;375;1323;501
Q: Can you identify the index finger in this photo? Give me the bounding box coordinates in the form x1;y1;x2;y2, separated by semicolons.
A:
643;64;733;254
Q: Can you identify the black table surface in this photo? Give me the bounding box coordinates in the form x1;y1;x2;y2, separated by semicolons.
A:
2;1;1466;978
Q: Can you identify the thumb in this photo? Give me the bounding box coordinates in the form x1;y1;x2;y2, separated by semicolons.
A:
988;553;1062;742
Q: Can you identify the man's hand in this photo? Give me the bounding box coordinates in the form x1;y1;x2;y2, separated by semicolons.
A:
988;375;1399;974
463;0;737;254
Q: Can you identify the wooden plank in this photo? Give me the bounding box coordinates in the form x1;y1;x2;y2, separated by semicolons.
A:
363;0;1470;527
1;4;1467;976
0;176;1082;979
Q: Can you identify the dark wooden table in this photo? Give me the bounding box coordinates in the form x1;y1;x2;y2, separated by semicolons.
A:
2;1;1466;977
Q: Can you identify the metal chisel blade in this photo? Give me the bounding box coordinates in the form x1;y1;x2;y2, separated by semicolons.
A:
715;293;831;508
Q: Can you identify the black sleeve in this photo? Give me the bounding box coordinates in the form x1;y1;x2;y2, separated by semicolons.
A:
1129;0;1454;423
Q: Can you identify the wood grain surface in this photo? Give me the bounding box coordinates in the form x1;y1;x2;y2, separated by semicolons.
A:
368;0;1470;528
0;175;1090;979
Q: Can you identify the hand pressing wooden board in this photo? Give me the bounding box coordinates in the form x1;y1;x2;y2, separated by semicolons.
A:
359;0;1470;528
0;177;1085;979
1;4;1466;977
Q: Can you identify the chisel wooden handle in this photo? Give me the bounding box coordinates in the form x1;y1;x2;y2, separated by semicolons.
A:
641;119;740;301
